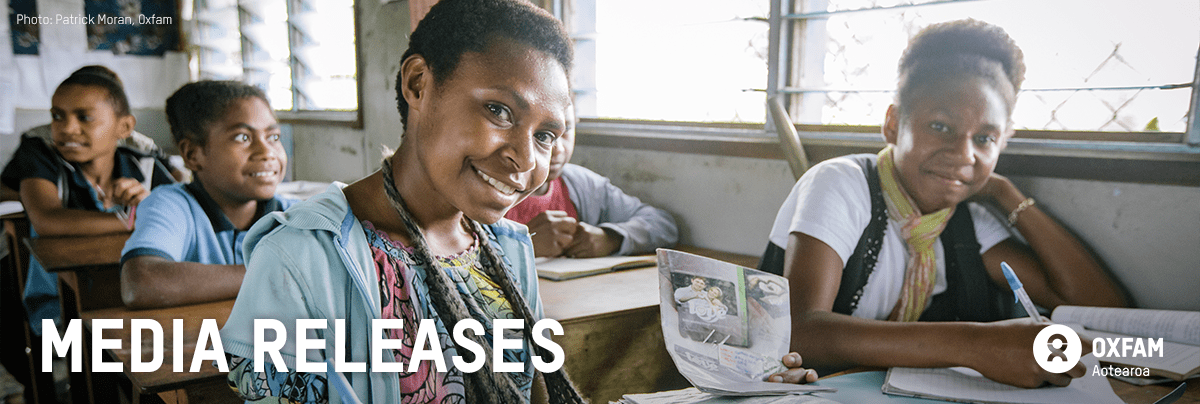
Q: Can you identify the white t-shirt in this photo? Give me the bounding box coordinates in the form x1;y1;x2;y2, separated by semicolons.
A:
767;155;1013;320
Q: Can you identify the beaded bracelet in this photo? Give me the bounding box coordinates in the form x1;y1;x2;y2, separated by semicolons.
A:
1008;197;1036;226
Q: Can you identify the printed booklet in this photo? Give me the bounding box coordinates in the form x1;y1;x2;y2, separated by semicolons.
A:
656;249;835;396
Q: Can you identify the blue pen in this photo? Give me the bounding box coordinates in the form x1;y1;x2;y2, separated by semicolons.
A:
1001;261;1042;321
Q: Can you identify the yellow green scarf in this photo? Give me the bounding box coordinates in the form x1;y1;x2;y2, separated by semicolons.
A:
877;146;955;322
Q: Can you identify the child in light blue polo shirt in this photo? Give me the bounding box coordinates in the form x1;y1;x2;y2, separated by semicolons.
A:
120;81;296;309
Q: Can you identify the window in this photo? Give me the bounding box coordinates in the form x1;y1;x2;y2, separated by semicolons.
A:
768;0;1199;139
567;0;771;123
190;0;357;113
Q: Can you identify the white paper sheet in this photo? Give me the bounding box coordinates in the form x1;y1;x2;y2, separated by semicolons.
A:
884;355;1123;404
657;249;834;396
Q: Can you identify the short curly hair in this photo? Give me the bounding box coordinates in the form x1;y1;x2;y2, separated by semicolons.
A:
395;0;573;129
897;19;1025;115
58;65;131;117
165;80;271;146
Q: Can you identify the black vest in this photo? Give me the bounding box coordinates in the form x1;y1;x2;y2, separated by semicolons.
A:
758;155;1013;322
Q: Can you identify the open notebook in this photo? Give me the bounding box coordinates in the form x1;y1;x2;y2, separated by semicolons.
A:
535;255;656;280
883;354;1122;404
1052;306;1199;381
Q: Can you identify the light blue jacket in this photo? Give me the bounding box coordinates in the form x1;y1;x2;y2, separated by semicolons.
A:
219;183;544;403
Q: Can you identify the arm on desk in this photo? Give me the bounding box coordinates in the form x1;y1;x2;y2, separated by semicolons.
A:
783;232;1088;389
121;255;245;309
973;174;1128;309
563;164;678;256
20;178;131;236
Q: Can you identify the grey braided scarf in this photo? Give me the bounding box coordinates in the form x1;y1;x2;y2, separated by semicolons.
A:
380;156;585;404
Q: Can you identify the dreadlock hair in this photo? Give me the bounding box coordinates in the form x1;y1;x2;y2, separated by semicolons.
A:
395;0;573;130
896;19;1025;117
380;155;585;404
57;65;131;117
384;2;580;401
165;80;271;147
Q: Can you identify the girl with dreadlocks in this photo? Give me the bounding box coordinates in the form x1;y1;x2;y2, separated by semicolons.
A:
220;0;816;399
760;19;1127;389
220;0;593;402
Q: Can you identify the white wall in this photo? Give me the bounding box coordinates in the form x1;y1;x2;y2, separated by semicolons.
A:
571;146;795;255
1010;177;1200;311
290;125;368;182
571;145;1200;311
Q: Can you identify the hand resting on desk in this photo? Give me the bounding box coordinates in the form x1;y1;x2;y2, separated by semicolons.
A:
563;222;622;258
528;210;577;257
528;210;622;258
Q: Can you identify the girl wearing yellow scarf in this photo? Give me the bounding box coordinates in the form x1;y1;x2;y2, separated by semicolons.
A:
764;19;1127;389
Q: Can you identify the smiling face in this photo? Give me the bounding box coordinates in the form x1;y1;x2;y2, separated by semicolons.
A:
884;75;1013;213
49;84;134;165
399;37;572;224
184;97;287;204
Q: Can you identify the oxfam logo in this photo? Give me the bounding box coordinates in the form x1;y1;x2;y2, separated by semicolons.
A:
1033;324;1082;373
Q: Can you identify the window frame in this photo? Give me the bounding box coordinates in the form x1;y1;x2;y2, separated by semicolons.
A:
277;0;364;129
568;0;1200;188
764;0;1200;151
192;0;363;128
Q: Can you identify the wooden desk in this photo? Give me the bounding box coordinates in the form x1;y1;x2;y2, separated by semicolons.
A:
25;231;129;272
540;246;759;404
81;300;239;403
25;232;130;314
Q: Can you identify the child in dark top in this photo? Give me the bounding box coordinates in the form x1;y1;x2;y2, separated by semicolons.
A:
120;81;296;309
762;20;1127;388
0;65;174;335
504;106;679;258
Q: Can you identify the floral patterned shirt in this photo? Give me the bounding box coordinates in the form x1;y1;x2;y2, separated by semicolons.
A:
226;220;534;403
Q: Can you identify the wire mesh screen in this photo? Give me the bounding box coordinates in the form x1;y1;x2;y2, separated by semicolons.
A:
787;0;1196;133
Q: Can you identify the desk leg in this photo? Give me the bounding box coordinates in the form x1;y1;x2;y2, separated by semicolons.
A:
57;277;96;404
24;325;57;404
